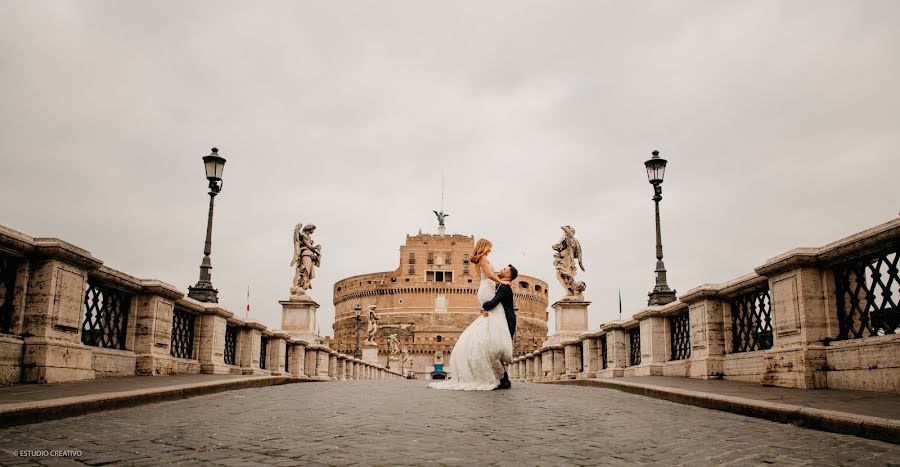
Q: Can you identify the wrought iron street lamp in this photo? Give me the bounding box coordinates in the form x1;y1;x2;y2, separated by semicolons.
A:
644;150;676;305
188;148;226;303
353;304;362;359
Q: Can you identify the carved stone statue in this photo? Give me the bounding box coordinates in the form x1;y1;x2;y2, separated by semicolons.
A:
364;305;379;345
553;225;586;300
433;210;449;227
388;334;400;356
401;348;411;372
290;223;321;300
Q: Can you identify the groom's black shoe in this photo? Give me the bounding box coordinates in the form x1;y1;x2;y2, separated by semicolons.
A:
496;370;512;390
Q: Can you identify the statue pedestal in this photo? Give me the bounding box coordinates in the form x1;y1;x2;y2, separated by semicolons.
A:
546;299;590;347
362;343;379;364
387;355;400;370
279;298;320;344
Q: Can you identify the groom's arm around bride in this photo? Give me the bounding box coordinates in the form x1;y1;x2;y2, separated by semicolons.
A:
480;265;518;345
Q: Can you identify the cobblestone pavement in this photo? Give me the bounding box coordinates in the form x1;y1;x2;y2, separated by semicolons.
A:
0;381;898;466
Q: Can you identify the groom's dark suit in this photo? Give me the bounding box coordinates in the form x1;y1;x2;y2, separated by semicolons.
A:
481;283;516;388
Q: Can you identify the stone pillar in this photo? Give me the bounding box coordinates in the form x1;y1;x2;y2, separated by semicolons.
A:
362;342;378;364
328;350;338;379
352;359;360;380
524;353;534;382
552;346;566;379
289;340;307;377
21;239;102;383
510;358;519;380
533;352;543;381
239;320;268;376
755;250;830;389
633;309;666;376
197;305;236;374
580;332;601;379
600;322;628;377
336;354;346;380
0;227;32;385
279;298;320;345
316;345;330;379
563;339;582;379
548;299;590;346
271;332;291;375
304;345;319;379
682;283;733;379
540;348;553;381
132;280;188;375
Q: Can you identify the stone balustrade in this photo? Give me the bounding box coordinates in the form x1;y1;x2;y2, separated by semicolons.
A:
0;225;405;385
513;218;900;393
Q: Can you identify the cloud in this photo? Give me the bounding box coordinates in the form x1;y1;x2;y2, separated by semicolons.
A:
2;0;898;335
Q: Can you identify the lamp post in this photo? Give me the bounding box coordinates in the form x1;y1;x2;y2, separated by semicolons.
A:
644;150;677;306
188;148;226;303
353;304;362;359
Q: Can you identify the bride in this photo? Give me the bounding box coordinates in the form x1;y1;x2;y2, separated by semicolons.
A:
428;238;513;390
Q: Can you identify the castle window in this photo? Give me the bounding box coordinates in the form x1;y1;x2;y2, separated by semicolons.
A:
427;252;434;264
463;265;469;275
463;254;469;264
409;252;415;264
446;253;452;264
336;287;342;292
426;271;453;283
518;281;529;289
391;277;397;283
436;335;443;343
408;264;415;274
535;285;542;292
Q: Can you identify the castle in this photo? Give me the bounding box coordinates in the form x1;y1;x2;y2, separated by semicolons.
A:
330;232;549;379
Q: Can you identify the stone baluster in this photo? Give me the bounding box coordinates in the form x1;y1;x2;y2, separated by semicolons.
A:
304;344;319;379
21;238;102;383
270;332;291;375
134;280;187;375
562;339;582;379
755;249;830;389
195;303;236;374
579;331;601;379
288;339;307;378
239;320;267;375
600;322;628;377
552;345;565;380
681;283;735;379
633;308;666;376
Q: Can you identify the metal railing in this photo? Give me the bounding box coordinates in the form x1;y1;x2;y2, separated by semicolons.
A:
833;243;899;340
669;312;691;361
729;286;773;352
170;307;196;359
81;280;132;350
628;328;641;366
0;254;17;334
600;334;608;370
259;336;268;370
224;324;238;365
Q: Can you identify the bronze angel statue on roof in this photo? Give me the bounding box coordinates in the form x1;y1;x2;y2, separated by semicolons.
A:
553;225;586;300
433;210;449;227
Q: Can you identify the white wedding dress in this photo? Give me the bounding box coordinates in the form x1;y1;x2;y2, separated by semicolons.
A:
428;275;513;390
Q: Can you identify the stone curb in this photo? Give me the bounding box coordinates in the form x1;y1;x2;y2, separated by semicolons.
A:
545;379;900;445
0;376;313;428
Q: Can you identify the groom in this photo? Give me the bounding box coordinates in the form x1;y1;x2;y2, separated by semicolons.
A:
480;264;518;390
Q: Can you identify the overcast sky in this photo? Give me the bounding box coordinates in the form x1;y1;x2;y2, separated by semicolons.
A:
1;1;897;336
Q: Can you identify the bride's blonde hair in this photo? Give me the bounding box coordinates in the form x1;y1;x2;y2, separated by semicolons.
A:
470;239;492;265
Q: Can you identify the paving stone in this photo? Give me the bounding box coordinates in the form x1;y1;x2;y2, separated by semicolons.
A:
0;381;898;465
